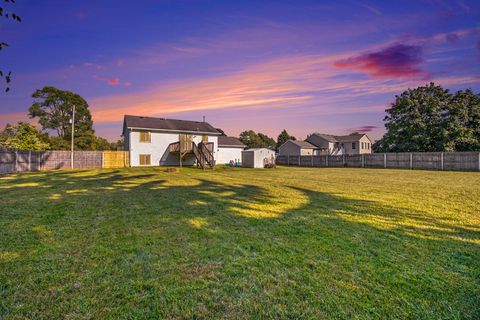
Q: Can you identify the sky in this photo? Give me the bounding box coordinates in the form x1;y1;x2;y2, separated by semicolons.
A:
1;0;479;142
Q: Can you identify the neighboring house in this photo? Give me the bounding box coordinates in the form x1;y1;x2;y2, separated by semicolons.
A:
278;133;373;156
306;133;372;155
278;140;319;156
242;148;276;168
123;115;222;167
216;136;246;164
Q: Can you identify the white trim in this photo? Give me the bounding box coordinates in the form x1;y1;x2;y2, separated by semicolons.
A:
127;126;222;136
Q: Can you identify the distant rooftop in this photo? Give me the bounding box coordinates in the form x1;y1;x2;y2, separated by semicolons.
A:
309;133;368;143
218;136;246;148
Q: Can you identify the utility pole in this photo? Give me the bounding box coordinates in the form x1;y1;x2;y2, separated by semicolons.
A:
71;105;75;169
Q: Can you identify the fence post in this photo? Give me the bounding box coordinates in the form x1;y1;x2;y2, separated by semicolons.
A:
361;154;365;168
384;153;387;168
342;154;345;166
14;150;18;172
478;152;480;172
440;152;444;170
124;151;127;168
298;156;300;166
287;156;289;166
410;152;413;170
326;155;329;167
28;151;32;172
311;155;313;167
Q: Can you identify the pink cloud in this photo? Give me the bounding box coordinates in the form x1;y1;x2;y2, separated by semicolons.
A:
334;44;430;79
108;78;120;86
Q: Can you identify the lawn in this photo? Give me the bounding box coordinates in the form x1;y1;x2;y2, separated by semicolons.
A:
0;166;479;319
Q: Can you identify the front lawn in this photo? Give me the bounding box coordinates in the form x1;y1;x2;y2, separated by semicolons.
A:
1;167;479;319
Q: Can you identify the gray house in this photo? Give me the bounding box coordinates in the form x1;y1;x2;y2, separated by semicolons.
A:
278;133;372;156
306;133;372;155
278;140;319;156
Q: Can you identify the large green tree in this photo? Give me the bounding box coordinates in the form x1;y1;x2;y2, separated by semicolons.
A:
374;83;480;152
239;130;276;149
0;122;50;150
28;86;96;150
1;0;21;92
276;129;296;150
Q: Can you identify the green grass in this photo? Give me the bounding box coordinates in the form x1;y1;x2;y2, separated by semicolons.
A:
1;166;479;319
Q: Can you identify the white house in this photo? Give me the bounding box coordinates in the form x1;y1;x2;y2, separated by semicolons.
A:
241;148;276;168
123;115;222;168
216;136;246;164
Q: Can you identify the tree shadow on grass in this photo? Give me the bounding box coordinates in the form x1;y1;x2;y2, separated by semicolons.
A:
0;169;479;319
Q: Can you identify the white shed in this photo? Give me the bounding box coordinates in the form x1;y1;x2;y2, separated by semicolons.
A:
241;148;276;168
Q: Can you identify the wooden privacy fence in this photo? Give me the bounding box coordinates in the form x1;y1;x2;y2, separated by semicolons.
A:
276;152;480;172
103;151;130;168
0;150;130;174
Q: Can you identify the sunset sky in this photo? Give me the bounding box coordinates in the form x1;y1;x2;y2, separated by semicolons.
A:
1;0;479;141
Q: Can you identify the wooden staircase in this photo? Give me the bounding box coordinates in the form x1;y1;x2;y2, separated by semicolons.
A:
169;141;215;169
193;142;215;169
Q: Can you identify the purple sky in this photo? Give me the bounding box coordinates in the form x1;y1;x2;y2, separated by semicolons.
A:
1;0;479;141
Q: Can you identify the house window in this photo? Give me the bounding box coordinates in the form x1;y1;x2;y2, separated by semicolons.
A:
139;154;151;166
352;142;356;149
139;131;151;143
361;142;364;149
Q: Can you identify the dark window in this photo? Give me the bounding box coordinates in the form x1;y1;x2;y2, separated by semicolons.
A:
352;142;356;149
139;154;151;165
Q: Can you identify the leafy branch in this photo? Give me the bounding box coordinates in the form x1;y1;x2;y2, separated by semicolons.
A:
1;0;21;92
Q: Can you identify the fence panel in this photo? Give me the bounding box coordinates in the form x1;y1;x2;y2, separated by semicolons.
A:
327;155;344;167
443;152;479;171
103;151;129;168
386;153;411;169
364;154;385;168
313;155;327;167
412;152;442;170
345;155;362;167
300;156;313;166
74;151;103;169
41;151;71;170
276;155;287;165
0;151;15;174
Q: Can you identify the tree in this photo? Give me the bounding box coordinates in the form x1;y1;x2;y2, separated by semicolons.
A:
276;129;296;150
374;83;480;152
1;0;21;92
239;130;275;149
91;136;116;151
0;122;50;150
28;86;96;150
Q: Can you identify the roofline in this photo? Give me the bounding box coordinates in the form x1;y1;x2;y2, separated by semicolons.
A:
280;140;317;149
126;126;222;136
218;144;246;148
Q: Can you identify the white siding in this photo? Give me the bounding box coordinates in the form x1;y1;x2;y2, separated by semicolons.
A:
217;147;243;164
129;130;219;167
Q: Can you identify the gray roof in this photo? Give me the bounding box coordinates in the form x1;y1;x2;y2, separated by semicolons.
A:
218;136;246;148
124;115;221;134
289;140;317;149
309;133;369;143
